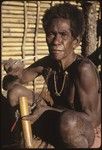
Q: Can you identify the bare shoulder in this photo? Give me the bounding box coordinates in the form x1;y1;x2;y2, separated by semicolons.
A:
76;57;97;74
75;57;100;92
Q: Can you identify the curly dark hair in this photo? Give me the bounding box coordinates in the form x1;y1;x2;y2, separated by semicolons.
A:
42;3;85;39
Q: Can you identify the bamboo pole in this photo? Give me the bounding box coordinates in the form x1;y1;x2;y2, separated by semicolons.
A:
19;96;34;148
2;9;24;14
3;23;42;28
3;28;24;32
2;14;24;19
50;1;55;6
2;1;37;7
3;18;24;23
2;9;38;15
2;14;42;20
3;43;23;46
2;46;46;51
33;1;40;93
3;33;34;37
3;37;33;42
21;1;27;59
34;1;40;60
3;38;46;42
2;1;24;6
3;33;46;38
3;23;24;28
3;40;47;45
41;1;51;4
2;56;22;59
3;51;22;55
2;17;37;24
3;47;48;52
2;5;24;11
3;42;44;47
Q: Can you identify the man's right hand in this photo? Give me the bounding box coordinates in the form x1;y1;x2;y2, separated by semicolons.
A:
3;58;25;77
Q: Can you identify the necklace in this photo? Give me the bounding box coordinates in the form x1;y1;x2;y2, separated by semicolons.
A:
54;71;68;96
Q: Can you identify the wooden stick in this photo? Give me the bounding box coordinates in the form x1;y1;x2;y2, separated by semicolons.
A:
19;96;34;148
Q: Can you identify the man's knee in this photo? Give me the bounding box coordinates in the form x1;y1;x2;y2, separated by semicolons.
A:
7;84;25;107
7;84;34;107
59;110;95;148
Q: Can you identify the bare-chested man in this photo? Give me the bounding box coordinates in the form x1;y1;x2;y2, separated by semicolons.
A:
3;3;101;148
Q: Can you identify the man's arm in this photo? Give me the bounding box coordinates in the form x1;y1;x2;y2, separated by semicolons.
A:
75;59;101;127
20;65;43;84
3;58;44;90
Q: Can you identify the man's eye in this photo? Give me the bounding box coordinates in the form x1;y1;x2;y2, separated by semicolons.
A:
48;33;54;36
61;32;68;37
47;33;54;38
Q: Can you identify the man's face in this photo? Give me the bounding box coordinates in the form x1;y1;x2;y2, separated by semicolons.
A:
46;18;77;61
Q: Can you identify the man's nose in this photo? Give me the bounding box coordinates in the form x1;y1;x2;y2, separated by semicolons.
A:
53;34;62;45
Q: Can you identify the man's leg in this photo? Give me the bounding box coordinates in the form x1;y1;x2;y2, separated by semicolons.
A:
59;110;95;148
7;84;34;107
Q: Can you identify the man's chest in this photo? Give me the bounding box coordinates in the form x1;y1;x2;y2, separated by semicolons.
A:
45;70;76;108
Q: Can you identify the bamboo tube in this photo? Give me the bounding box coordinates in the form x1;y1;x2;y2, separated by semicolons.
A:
19;96;34;148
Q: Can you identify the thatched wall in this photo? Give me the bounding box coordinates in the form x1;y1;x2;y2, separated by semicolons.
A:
1;0;100;95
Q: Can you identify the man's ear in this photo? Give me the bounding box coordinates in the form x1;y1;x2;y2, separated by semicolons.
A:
73;36;81;49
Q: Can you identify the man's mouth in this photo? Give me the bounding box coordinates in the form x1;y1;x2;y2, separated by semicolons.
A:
52;50;62;53
51;50;64;57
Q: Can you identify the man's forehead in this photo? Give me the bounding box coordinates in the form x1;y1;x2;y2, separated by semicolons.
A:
48;18;71;30
51;18;70;24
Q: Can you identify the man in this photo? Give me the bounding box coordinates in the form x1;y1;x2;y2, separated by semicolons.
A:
3;3;101;148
